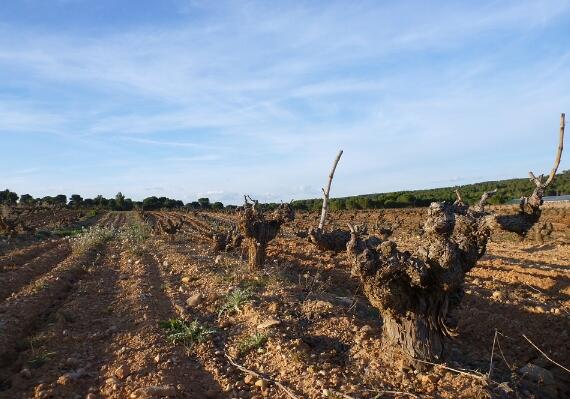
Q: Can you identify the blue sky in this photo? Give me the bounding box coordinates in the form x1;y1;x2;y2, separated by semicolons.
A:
1;0;569;204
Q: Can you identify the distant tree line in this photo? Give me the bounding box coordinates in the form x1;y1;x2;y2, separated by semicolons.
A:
0;190;225;211
4;170;568;212
291;170;570;211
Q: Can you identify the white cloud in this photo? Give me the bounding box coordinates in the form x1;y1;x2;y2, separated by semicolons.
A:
0;0;569;203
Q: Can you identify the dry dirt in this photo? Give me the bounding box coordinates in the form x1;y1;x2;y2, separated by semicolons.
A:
0;205;568;399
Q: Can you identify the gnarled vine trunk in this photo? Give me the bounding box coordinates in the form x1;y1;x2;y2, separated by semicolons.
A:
307;227;351;252
211;226;243;252
238;198;294;270
347;198;493;362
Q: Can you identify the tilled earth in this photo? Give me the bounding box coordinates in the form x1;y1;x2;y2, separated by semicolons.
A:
0;206;568;399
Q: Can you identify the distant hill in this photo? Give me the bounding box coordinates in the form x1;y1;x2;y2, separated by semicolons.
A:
291;170;570;211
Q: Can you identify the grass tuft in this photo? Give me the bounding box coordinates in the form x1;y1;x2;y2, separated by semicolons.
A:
237;332;268;356
71;226;115;253
218;288;253;317
27;351;56;369
159;319;215;347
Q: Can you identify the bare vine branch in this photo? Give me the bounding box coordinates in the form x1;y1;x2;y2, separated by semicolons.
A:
318;149;343;230
224;352;300;399
543;113;565;187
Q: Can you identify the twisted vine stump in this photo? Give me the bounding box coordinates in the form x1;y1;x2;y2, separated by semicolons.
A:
307;227;351;252
211;226;243;252
238;198;294;270
307;150;351;252
496;113;565;239
347;196;494;363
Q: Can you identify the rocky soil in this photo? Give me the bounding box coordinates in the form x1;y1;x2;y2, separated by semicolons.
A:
0;206;568;399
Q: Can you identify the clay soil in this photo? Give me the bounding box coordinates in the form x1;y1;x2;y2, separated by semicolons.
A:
0;205;568;399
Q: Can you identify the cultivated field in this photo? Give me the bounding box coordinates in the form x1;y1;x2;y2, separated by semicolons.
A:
0;205;568;399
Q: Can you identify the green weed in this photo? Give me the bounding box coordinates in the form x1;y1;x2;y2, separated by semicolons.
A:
218;288;253;317
28;351;56;369
237;332;268;356
159;319;215;347
71;226;115;253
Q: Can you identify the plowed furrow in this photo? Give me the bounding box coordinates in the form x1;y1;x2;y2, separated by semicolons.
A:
0;247;101;371
0;239;63;273
92;244;223;398
0;244;120;399
0;242;71;302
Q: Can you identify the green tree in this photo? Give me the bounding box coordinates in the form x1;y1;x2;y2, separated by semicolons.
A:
94;195;108;208
41;196;54;206
54;195;67;207
0;189;18;205
123;198;134;211
19;194;35;205
188;201;201;209
197;198;211;209
69;194;83;208
115;192;126;210
142;196;160;210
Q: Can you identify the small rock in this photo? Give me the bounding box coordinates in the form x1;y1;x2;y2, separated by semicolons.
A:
86;394;97;399
154;354;161;363
360;325;373;335
163;261;169;267
244;375;255;385
257;318;281;329
68;368;87;380
492;291;503;300
187;293;203;307
418;374;439;385
105;377;118;386
181;277;191;284
114;364;130;380
20;368;32;379
135;259;141;265
130;385;176;398
57;374;72;385
215;255;223;264
534;306;546;313
254;379;268;389
267;303;279;313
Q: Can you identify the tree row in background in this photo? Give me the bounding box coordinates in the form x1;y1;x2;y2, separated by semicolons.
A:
3;170;569;212
291;170;570;211
0;190;223;211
